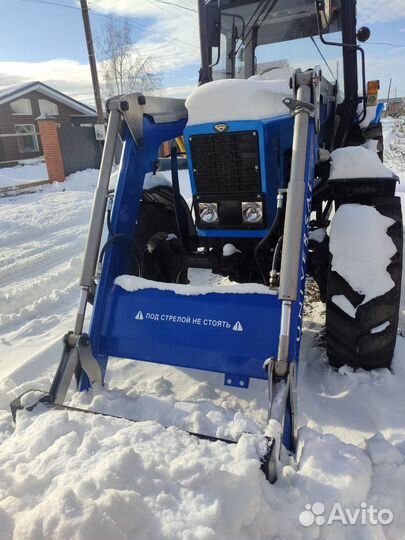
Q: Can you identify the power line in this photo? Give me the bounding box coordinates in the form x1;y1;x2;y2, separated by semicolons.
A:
88;2;199;49
310;37;336;81
146;0;198;30
19;0;80;10
18;0;198;50
152;0;197;13
364;41;405;48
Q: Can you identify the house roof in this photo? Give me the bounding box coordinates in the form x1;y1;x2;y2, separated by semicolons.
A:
0;81;96;116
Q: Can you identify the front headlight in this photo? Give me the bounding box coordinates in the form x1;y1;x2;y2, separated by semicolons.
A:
241;201;263;223
198;202;219;224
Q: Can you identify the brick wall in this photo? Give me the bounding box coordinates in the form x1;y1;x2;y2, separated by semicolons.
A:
37;118;65;182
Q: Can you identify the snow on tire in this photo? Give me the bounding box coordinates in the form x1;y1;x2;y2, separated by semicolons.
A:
326;196;403;370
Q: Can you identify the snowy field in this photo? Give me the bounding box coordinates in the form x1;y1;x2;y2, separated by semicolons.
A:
0;121;404;540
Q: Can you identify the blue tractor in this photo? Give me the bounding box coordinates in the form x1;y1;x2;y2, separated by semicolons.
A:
13;0;403;482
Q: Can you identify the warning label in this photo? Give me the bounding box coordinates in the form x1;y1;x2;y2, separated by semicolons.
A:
135;311;243;332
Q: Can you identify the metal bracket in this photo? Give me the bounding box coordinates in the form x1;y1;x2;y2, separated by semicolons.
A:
286;67;323;133
311;66;322;133
10;389;51;422
264;356;297;471
224;374;250;388
107;93;188;147
283;97;316;117
289;362;298;449
265;357;289;422
47;331;103;406
273;359;289;378
76;333;103;387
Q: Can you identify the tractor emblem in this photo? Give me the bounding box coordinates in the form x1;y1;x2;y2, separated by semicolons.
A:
214;123;229;133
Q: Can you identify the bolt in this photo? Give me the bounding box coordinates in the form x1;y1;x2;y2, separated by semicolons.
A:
227;378;232;384
239;380;245;387
80;335;90;346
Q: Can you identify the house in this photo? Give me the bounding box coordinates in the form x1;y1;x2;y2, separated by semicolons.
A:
0;81;96;166
387;97;405;117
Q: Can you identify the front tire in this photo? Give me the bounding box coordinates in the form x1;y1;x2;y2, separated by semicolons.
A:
128;186;190;283
326;195;403;370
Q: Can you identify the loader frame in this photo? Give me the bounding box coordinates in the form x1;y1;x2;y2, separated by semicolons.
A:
11;68;321;482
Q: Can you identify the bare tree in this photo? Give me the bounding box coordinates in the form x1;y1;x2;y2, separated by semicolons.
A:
97;18;162;97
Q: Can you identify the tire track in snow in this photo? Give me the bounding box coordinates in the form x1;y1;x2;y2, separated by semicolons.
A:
0;180;94;343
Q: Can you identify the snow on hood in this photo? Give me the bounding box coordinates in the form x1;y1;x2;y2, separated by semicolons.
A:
250;66;294;83
185;78;292;126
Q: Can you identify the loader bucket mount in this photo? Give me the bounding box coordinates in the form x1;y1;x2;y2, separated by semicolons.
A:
10;389;277;483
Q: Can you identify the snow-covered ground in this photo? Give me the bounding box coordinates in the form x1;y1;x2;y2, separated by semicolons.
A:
0;160;48;189
0;122;404;540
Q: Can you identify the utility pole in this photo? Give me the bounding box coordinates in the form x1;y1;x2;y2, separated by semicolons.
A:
80;0;104;125
386;77;392;117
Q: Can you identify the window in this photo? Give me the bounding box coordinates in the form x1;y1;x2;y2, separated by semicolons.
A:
10;98;32;115
15;124;39;153
39;99;59;116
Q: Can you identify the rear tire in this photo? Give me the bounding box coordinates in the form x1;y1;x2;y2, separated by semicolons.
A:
326;195;403;370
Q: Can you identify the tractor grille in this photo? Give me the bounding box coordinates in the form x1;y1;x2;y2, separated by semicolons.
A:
189;131;261;195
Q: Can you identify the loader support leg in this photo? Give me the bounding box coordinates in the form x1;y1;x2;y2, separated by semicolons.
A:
266;74;316;456
79;105;121;290
279;83;311;303
48;105;121;405
277;79;312;364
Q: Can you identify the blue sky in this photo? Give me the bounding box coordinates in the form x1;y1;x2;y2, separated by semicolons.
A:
0;0;403;105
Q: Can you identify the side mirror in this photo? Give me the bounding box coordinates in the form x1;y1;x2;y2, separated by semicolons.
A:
357;26;371;42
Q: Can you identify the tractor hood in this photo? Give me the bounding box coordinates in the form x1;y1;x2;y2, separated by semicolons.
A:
185;70;293;126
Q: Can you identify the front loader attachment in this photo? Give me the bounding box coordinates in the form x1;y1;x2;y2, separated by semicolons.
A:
10;388;277;482
12;69;320;484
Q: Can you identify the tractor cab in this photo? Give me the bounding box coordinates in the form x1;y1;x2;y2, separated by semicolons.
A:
196;0;370;146
200;0;342;82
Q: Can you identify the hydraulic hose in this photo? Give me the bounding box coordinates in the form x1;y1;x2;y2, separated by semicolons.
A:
269;235;283;287
253;192;285;285
271;236;283;274
98;233;141;277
